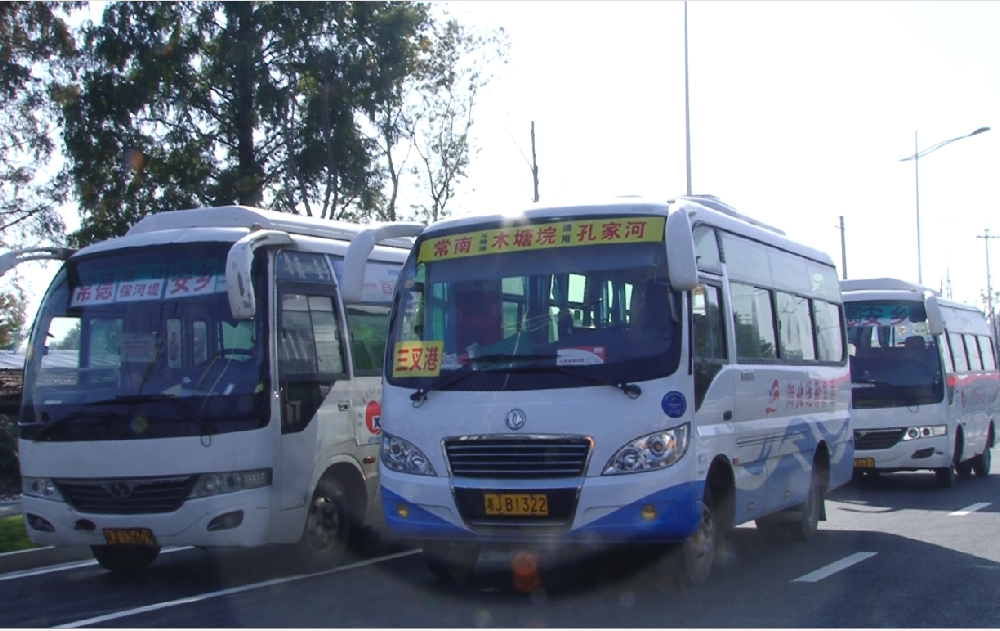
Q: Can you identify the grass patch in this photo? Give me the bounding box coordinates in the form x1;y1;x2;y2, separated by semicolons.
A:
0;514;37;553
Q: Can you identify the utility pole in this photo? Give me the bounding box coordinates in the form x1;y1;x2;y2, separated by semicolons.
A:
530;121;539;202
838;216;847;280
977;229;1000;323
684;0;692;195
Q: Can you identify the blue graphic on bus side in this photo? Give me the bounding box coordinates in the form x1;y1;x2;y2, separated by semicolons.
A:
661;391;687;418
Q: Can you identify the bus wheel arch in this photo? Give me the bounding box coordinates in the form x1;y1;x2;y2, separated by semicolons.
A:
295;463;366;571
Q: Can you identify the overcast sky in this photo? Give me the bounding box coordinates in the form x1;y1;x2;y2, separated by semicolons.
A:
11;1;1000;332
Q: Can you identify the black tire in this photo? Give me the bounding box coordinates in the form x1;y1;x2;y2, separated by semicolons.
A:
935;465;956;489
783;467;821;542
973;442;993;477
755;466;822;543
957;459;974;478
679;486;716;587
91;545;160;574
296;478;350;571
422;541;480;585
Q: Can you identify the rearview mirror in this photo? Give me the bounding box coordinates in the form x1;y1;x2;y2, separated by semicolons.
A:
925;295;944;336
666;206;698;292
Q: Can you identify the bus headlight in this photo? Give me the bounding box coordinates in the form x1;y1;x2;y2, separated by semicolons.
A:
902;425;947;441
604;423;690;475
22;477;64;501
188;468;272;499
381;433;437;476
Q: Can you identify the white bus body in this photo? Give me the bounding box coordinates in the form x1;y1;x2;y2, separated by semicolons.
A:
1;206;420;573
359;195;853;585
842;278;998;487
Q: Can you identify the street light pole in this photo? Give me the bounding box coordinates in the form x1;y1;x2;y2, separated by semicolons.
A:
684;0;692;195
978;229;1000;323
900;126;991;286
838;216;847;280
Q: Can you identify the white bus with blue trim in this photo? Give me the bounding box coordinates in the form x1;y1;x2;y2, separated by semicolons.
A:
0;206;419;573
342;195;853;585
842;278;998;488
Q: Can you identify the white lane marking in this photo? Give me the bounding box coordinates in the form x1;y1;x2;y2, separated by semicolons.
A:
792;552;877;583
56;549;421;628
950;502;991;517
0;547;192;583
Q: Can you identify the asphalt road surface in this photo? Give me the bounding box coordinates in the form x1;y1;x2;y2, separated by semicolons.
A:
3;463;1000;628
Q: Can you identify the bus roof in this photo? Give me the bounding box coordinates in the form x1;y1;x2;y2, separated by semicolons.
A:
422;194;835;268
125;205;416;249
841;277;985;314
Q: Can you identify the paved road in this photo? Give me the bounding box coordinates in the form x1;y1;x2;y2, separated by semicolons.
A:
3;466;1000;628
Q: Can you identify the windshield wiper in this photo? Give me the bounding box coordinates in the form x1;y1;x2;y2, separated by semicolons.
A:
31;410;124;440
90;393;217;435
502;363;642;398
409;354;558;402
409;353;641;401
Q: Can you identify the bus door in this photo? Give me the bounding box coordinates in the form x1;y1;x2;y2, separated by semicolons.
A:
276;283;353;511
691;281;735;471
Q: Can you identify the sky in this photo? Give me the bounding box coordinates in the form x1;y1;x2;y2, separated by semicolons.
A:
9;0;1000;335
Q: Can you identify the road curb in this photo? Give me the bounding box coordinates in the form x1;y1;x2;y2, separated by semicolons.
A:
0;545;93;574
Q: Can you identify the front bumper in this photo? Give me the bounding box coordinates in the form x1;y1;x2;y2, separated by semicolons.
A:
21;486;273;548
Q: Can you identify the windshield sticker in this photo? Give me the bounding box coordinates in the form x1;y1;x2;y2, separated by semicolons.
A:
661;391;687;419
557;346;607;366
418;216;666;263
165;260;225;299
845;305;910;327
167;319;182;368
120;333;156;364
393;341;444;377
72;269;121;307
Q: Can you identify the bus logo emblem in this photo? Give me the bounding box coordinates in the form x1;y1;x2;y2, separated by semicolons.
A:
505;409;527;431
105;482;134;499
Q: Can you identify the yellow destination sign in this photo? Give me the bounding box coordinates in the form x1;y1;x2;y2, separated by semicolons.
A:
392;341;445;377
417;216;666;263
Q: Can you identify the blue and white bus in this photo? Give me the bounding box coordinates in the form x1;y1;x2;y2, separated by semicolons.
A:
344;195;853;585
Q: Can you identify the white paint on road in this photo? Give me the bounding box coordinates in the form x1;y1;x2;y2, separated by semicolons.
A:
949;502;991;516
55;549;421;629
0;547;192;583
792;552;877;583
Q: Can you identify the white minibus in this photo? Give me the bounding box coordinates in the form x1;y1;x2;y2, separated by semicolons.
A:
343;194;854;586
842;278;998;487
0;205;419;572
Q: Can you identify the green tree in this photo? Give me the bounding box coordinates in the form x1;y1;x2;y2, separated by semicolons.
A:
0;1;82;250
61;1;433;247
405;18;509;222
0;286;27;350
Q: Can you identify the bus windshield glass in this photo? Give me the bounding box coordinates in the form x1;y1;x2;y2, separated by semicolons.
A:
385;216;683;392
20;243;269;441
846;300;944;406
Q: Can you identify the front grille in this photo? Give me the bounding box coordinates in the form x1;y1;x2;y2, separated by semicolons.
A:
444;436;593;479
54;476;197;514
854;428;905;451
453;486;580;531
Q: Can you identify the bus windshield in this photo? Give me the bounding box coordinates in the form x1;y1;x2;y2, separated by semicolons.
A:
20;244;269;441
386;217;683;393
845;300;944;407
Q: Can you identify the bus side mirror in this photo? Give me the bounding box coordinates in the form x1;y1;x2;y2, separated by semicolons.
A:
226;229;293;320
340;222;423;303
925;295;944;336
666;207;698;292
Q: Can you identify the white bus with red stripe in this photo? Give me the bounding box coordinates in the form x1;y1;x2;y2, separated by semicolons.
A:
842;278;999;488
0;206;418;573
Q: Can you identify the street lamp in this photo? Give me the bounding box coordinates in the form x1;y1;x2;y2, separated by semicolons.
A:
978;229;1000;324
900;126;991;285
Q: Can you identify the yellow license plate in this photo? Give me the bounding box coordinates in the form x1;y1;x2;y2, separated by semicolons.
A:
103;528;157;546
484;493;549;517
854;458;876;469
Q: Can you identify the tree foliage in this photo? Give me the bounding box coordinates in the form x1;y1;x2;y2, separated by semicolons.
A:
0;1;82;250
0;285;27;350
62;1;434;247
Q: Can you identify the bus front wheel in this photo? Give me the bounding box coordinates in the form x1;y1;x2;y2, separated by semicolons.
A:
296;478;350;571
91;545;160;574
679;486;716;587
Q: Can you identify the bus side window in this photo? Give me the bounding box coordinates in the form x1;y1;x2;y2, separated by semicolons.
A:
980;335;997;371
279;292;346;434
692;283;727;409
